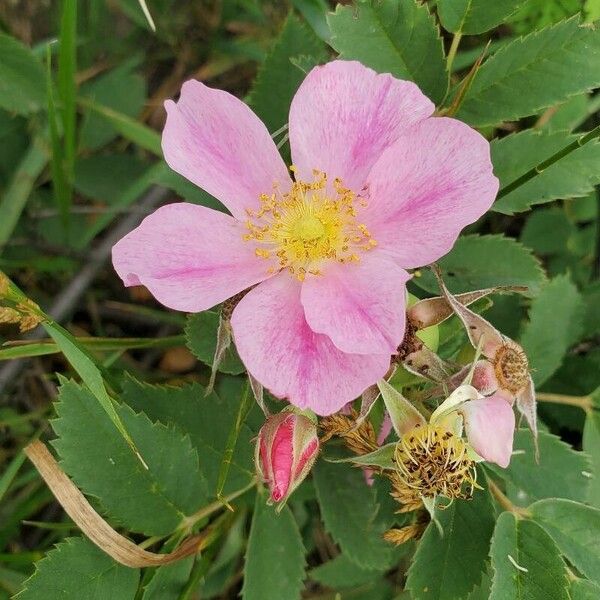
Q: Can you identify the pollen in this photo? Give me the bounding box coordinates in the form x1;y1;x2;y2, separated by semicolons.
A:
493;344;529;394
392;424;477;501
243;168;376;280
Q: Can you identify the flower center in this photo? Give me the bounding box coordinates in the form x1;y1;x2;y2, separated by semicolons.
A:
243;168;377;281
393;424;477;500
493;344;529;394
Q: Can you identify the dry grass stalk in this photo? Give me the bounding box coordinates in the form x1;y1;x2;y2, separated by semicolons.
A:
25;440;207;568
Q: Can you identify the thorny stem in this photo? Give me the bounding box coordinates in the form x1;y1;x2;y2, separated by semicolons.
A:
487;479;531;518
497;124;600;199
537;392;593;413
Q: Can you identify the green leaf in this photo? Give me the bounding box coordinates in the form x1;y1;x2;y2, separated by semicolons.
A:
313;460;392;569
247;13;326;135
242;495;306;600
185;311;244;375
467;570;493;600
79;63;147;151
530;499;600;586
121;376;256;495
413;235;545;296
542;93;591;133
492;130;600;214
16;537;139;599
327;0;447;104
583;412;600;508
520;208;575;255
521;275;583;386
141;558;194;600
153;165;223;210
291;0;331;42
486;430;591;505
489;513;570;600
438;0;526;35
74;154;148;203
571;579;600;600
309;554;383;589
406;487;495;600
42;320;140;460
0;33;46;115
52;380;208;536
457;17;600;127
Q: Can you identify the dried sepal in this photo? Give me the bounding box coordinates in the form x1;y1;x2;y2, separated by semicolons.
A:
407;286;525;329
320;410;378;456
383;523;426;545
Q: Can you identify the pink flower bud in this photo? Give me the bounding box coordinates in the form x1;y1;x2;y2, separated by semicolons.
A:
255;410;319;506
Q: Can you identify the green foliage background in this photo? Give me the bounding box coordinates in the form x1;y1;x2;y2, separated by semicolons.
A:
1;1;600;599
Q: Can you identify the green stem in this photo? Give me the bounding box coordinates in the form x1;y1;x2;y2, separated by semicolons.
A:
497;124;600;199
537;392;592;413
177;512;237;600
446;32;463;74
215;379;253;501
179;477;256;532
487;479;531;518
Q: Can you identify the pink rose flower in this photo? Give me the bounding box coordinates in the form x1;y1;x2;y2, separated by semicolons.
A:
112;60;499;415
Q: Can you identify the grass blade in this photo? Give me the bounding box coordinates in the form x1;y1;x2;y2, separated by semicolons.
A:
57;0;77;210
77;96;161;155
0;135;48;250
41;319;148;468
46;45;70;234
0;334;185;361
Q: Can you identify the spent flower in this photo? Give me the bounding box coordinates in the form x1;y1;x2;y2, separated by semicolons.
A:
432;269;537;442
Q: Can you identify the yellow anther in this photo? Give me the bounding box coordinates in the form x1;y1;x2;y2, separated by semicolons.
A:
243;170;377;280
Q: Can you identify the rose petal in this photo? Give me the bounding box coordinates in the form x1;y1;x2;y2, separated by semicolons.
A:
112;203;271;312
163;80;291;220
471;360;501;396
288;60;433;191
363;117;498;268
301;253;409;354
231;274;390;415
461;394;515;468
270;414;294;501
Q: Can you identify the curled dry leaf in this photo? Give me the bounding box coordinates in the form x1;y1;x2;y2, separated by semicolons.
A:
25;440;206;568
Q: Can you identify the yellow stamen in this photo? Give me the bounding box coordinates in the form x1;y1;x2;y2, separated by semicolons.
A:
244;168;375;280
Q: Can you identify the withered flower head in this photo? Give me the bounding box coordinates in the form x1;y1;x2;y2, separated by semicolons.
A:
319;410;379;456
393;423;477;501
